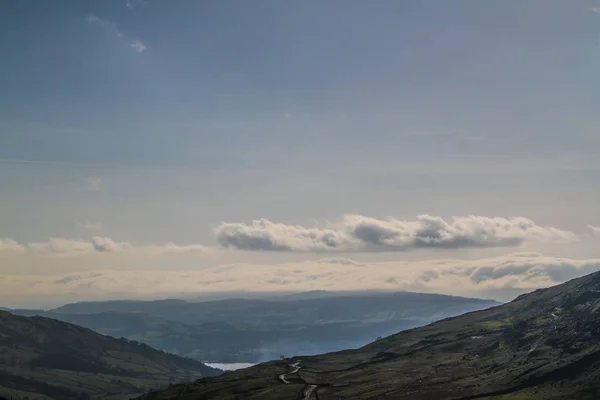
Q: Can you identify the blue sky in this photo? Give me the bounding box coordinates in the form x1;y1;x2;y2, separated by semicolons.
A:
1;1;599;306
2;0;599;166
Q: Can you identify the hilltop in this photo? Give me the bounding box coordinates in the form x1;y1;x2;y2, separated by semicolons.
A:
142;271;600;399
51;292;498;326
0;311;220;400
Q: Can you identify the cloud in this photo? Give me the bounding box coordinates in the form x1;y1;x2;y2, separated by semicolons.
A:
87;14;147;53
0;237;210;256
317;257;366;267
91;236;132;252
215;214;578;252
0;239;25;254
589;225;600;234
126;0;143;9
87;14;123;37
2;253;600;305
593;7;600;15
26;237;131;255
420;253;600;290
86;177;103;192
145;243;210;255
27;238;97;254
129;40;147;53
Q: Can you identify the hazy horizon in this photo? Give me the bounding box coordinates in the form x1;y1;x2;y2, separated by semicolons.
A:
2;287;505;310
1;1;599;308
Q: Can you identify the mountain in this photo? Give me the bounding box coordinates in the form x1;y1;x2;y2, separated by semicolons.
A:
0;311;220;400
141;271;600;400
51;292;499;327
29;293;499;363
263;290;386;301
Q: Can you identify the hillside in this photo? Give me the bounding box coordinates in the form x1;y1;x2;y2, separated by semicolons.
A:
31;293;499;363
0;311;220;400
141;271;600;400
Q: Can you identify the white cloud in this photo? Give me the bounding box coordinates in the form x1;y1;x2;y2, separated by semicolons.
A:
317;257;366;267
91;236;133;253
0;239;25;254
2;253;599;305
129;40;147;53
589;225;600;234
0;237;210;256
87;14;123;37
126;0;143;9
592;7;600;15
27;237;131;255
87;14;147;54
145;243;210;255
28;238;96;254
215;214;578;252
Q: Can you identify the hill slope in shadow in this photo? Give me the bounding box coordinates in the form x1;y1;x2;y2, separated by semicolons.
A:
0;311;220;400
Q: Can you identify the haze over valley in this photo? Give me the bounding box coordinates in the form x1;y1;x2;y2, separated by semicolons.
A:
7;291;499;364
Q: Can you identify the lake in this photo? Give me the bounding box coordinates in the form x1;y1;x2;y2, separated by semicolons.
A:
205;362;256;371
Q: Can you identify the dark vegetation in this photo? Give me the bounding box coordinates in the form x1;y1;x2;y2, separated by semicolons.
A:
142;271;600;399
11;292;498;363
0;311;220;400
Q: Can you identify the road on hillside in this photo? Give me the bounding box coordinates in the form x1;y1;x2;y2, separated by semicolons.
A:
303;384;318;400
279;360;319;400
278;360;301;384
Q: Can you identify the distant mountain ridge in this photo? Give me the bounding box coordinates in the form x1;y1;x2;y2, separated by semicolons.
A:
0;311;220;400
50;291;499;326
10;292;499;363
142;271;600;399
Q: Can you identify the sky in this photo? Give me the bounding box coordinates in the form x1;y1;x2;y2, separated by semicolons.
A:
1;0;600;308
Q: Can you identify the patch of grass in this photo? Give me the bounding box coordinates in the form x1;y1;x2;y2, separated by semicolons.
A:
479;320;510;329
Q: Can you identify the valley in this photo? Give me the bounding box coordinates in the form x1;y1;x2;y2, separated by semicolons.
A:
9;292;498;364
141;271;600;399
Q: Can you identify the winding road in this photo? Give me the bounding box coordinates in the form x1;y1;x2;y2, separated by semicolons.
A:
279;360;319;400
278;361;301;384
303;384;318;400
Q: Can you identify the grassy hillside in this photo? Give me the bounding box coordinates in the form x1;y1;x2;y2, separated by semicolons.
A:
0;311;220;400
141;271;600;399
